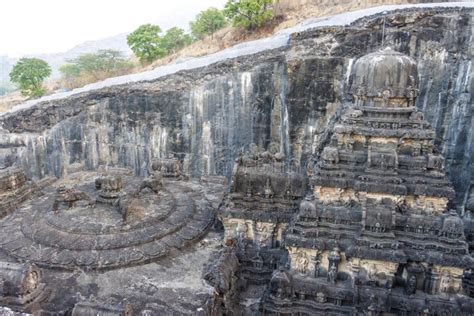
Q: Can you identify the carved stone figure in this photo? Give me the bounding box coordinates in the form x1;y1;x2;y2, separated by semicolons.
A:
96;175;123;205
381;89;391;107
327;262;337;284
296;252;309;275
440;271;450;293
52;185;93;212
409;110;424;121
427;154;444;170
313;252;322;277
407;86;418;107
0;262;43;300
412;143;421;157
264;179;274;199
252;252;264;269
440;210;464;239
258;224;272;248
245;189;253;199
355;85;367;107
368;264;377;282
140;172;163;193
347;108;363;119
316;292;326;303
321;147;339;164
406;275;417;295
151;154;181;178
328;246;341;267
346;135;355;151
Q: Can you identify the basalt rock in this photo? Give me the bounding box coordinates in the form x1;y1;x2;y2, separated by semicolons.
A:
0;262;49;313
71;299;132;316
0;8;471;208
217;45;474;314
0;167;43;219
0;5;473;316
262;47;473;314
0;168;227;314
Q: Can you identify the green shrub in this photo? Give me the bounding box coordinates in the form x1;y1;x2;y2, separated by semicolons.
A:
224;0;277;30
127;24;167;64
161;27;193;54
9;57;51;97
59;50;133;89
190;8;227;39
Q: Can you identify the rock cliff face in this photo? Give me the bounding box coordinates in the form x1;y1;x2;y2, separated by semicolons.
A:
0;7;472;206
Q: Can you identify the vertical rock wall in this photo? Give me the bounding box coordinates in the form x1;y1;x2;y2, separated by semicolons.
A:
0;8;472;206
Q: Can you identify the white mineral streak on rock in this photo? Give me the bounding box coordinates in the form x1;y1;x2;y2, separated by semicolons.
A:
345;58;354;85
202;120;214;175
193;86;204;116
282;101;290;156
150;125;162;161
241;72;252;132
462;59;471;91
160;127;168;158
241;72;252;103
280;75;290;159
3;2;473;116
421;77;433;112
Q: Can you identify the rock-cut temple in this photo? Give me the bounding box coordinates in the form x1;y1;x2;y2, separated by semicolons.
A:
1;41;474;314
219;48;474;315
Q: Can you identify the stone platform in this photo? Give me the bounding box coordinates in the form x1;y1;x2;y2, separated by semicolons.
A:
0;171;226;271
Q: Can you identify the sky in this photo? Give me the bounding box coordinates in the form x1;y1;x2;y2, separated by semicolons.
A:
0;0;227;57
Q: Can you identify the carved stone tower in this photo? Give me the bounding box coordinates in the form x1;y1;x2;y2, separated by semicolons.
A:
264;48;474;314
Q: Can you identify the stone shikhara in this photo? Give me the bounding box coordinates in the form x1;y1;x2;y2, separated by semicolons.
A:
0;5;473;316
218;47;474;315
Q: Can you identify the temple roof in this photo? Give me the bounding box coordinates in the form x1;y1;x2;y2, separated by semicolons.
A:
350;47;419;103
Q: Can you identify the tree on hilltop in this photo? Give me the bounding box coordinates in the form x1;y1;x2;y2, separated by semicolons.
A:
59;49;133;89
9;57;51;97
161;27;193;54
224;0;277;30
67;49;132;80
127;24;166;64
190;7;227;39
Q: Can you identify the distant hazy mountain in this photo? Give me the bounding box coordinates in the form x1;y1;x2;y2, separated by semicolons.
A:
0;55;16;95
33;32;133;79
0;32;132;94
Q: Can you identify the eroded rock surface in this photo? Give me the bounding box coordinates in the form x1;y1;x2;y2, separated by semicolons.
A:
0;8;472;207
0;167;226;314
0;5;473;316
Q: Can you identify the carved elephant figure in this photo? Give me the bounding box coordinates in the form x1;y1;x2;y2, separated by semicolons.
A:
322;147;339;164
140;172;163;194
346;109;363;118
427;154;444;170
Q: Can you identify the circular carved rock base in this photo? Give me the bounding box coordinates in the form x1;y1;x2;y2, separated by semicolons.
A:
0;172;225;270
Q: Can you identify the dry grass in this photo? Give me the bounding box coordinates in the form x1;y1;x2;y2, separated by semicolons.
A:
147;0;407;70
58;65;140;90
145;22;283;71
0;91;27;113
